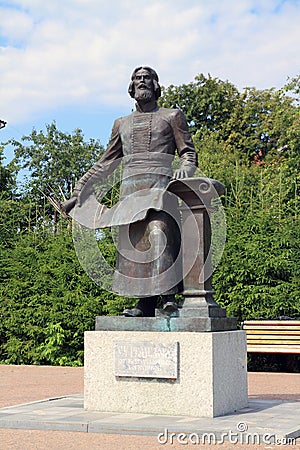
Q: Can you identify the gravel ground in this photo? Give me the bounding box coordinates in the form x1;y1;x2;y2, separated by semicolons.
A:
0;365;299;450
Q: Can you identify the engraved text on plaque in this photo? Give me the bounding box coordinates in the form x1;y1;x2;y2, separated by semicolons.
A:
114;341;179;379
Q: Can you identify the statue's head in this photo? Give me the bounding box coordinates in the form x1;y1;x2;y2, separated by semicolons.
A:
128;66;161;101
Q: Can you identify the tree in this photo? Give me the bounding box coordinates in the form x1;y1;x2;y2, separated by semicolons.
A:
160;74;300;165
230;86;300;161
0;230;106;365
160;73;240;139
0;146;15;198
0;146;20;247
9;122;104;199
5;122;104;232
284;75;300;98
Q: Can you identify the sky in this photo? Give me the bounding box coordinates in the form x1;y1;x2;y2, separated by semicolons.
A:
1;0;300;163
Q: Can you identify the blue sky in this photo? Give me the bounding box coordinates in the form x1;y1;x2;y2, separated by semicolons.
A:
1;0;299;163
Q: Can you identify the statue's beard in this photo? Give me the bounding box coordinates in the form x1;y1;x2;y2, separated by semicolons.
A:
134;88;154;103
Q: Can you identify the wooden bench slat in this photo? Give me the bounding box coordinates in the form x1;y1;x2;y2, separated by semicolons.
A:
246;330;300;335
247;334;300;342
243;320;300;325
248;339;300;345
243;325;300;331
247;344;300;351
247;345;300;354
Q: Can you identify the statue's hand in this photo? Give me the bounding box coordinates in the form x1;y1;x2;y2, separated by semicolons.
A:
173;161;196;180
62;182;95;214
61;196;78;214
173;168;189;179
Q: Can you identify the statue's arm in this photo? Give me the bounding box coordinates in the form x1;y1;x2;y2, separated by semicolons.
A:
171;109;198;179
62;119;123;213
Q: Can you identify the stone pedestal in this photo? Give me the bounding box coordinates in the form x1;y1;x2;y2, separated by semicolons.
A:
84;330;248;418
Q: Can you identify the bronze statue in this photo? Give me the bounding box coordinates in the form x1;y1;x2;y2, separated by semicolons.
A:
63;67;197;317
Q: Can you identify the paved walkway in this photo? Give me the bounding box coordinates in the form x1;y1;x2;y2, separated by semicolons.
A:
0;365;299;449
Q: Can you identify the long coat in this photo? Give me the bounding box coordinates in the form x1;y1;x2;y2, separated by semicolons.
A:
71;104;197;297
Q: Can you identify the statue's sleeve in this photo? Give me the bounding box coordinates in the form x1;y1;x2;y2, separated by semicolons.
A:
171;109;198;176
73;118;123;196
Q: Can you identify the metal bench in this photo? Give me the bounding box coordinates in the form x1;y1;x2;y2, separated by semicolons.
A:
242;320;300;354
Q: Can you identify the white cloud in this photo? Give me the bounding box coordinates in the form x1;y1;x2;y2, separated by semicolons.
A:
0;7;33;44
0;0;299;126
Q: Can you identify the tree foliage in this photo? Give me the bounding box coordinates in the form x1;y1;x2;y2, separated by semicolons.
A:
0;230;103;365
10;122;103;198
0;146;15;198
160;73;240;139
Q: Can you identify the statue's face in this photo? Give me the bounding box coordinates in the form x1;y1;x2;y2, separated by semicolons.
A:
132;69;155;102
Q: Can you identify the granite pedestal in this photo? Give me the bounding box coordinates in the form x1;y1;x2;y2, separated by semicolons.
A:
84;328;248;418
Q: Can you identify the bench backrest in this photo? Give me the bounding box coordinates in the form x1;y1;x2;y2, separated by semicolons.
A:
242;320;300;354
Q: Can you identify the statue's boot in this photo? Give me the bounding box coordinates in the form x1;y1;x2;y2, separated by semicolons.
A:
161;294;178;313
123;296;158;317
122;307;143;317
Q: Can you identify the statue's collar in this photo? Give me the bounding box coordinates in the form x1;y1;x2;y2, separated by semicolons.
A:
135;101;158;113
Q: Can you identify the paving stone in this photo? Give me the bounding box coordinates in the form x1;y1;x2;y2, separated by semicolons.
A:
0;395;299;440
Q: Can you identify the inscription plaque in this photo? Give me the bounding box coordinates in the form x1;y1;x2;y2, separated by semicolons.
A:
114;341;179;379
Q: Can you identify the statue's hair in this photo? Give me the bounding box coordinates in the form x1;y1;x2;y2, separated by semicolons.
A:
128;66;161;100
